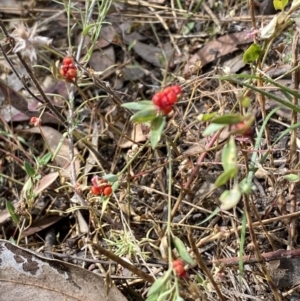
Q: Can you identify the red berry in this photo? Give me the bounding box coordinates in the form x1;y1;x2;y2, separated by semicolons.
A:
173;259;183;267
29;117;41;126
173;259;187;278
160;94;170;107
161;106;172;115
66;68;77;79
103;186;112;196
152;92;163;106
171;85;182;95
91;186;101;195
166;90;177;105
63;57;74;66
163;87;173;94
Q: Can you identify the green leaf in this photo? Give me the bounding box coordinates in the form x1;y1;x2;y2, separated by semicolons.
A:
219;184;242;210
103;173;118;182
196;112;217;122
147;269;172;297
222;136;237;172
183;22;195;35
222;75;300;113
243;43;262;63
146;294;160;301
274;0;288;10
121;101;154;111
284;174;299;182
156;286;175;301
24;161;35;177
112;181;119;191
130;108;157;123
23;178;33;192
172;236;196;265
196;207;220;225
212;114;243;125
202;123;225;137
39;152;52;165
6;201;19;224
214;168;237;187
100;196;110;220
239;178;253;194
150;116;166;149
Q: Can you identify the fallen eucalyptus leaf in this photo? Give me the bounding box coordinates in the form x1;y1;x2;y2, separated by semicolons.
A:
0;240;128;301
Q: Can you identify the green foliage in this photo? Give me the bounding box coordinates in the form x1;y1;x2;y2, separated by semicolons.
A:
130;108;157;123
284;174;299;182
202;123;225;136
219;184;242;211
274;0;288;10
147;269;173;298
6;201;19;224
211;114;243;124
121;101;167;149
172;236;195;265
103;173;118;182
121;100;154;111
214;136;238;187
150;116;166;149
243;44;262;63
24;161;35;177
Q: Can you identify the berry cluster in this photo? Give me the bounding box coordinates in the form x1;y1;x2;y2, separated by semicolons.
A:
173;259;187;278
60;56;77;80
152;85;182;115
90;176;112;196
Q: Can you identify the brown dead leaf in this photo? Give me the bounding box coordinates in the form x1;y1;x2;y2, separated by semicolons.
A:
0;79;60;124
184;31;253;74
118;124;147;148
21;215;63;238
89;47;116;75
124;33;173;67
25;126;80;178
0;240;128;301
33;172;59;195
268;257;300;288
97;25;118;48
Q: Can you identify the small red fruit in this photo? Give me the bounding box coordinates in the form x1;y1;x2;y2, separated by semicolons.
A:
163;86;173;94
103;186;112;196
152;92;163;106
29;117;41;126
59;68;66;77
171;85;182;95
66;68;77;79
161;106;172;115
159;94;170;107
91;186;101;195
63;57;74;66
166;90;177;105
173;259;187;278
